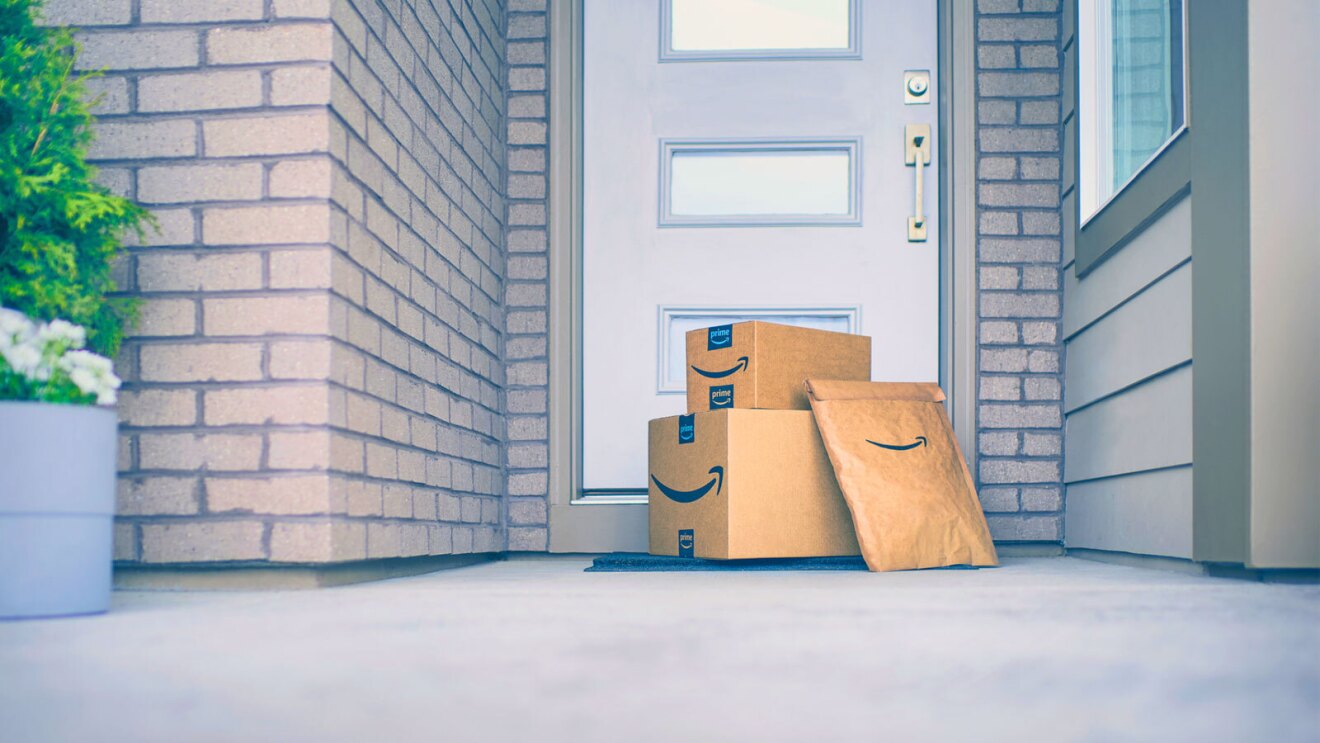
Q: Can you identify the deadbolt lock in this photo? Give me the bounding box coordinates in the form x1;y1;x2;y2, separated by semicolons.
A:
904;70;931;105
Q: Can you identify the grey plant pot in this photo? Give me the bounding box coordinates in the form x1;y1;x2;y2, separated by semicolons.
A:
0;401;117;619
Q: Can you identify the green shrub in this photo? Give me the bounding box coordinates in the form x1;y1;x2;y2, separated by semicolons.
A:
0;0;151;356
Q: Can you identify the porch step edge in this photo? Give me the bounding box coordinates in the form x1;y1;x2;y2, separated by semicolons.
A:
114;553;503;591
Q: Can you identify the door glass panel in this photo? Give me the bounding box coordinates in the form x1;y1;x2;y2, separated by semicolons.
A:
662;141;859;225
657;308;859;393
663;0;857;59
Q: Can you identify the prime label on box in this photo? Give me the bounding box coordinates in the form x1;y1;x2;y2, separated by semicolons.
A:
686;321;871;413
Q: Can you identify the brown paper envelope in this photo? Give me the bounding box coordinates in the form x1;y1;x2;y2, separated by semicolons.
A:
806;379;998;572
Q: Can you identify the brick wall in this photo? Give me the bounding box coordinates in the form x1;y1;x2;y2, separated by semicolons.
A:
54;0;1064;561
47;0;507;564
326;0;507;557
502;0;549;550
48;0;345;563
973;0;1066;542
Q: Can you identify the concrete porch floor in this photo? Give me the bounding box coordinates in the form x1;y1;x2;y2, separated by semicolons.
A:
1;556;1317;742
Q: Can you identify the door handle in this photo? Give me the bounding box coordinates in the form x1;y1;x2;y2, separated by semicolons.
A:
905;123;931;242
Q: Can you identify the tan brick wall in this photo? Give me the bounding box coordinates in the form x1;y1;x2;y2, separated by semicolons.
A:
47;0;507;564
502;0;549;550
325;0;507;557
973;0;1066;542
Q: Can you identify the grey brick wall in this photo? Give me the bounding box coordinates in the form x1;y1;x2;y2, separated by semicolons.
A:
49;0;508;563
974;0;1066;542
327;0;508;557
502;0;549;550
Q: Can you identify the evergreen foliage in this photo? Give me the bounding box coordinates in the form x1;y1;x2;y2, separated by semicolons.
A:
0;0;151;356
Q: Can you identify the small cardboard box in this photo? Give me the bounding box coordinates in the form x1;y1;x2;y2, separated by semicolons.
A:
648;409;860;559
685;321;870;413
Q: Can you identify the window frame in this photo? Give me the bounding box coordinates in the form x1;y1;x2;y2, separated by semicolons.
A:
658;0;862;62
1073;0;1192;276
1078;0;1189;224
657;137;863;227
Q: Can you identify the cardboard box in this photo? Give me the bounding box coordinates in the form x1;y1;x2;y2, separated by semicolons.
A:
648;409;860;559
685;321;870;413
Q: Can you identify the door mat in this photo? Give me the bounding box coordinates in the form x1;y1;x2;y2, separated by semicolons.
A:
585;553;869;572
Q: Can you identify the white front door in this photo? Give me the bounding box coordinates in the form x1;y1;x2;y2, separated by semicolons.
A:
582;0;941;492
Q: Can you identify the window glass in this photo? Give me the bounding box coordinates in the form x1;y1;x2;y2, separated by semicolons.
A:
666;0;853;57
668;149;852;219
1080;0;1186;219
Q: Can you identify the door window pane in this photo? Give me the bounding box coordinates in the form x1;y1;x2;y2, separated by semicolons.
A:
1079;0;1186;220
663;0;857;60
661;141;859;225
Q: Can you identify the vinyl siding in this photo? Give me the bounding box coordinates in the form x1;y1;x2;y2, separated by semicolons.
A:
1065;467;1192;557
1063;195;1193;558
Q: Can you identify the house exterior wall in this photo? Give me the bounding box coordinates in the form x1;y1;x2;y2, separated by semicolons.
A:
972;0;1067;542
1062;196;1193;558
1245;0;1320;569
325;0;508;558
46;0;507;564
1056;0;1319;569
54;0;1070;563
1056;0;1195;560
501;0;550;550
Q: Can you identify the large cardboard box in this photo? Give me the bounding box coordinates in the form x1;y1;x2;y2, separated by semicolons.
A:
648;409;860;559
685;321;870;413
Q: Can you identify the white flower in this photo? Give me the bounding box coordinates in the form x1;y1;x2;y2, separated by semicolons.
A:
0;307;33;333
0;308;120;406
59;349;122;405
2;343;43;378
37;319;87;351
0;308;35;352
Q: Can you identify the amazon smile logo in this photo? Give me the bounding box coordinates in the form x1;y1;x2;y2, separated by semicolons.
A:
650;466;724;503
866;436;928;451
691;356;748;379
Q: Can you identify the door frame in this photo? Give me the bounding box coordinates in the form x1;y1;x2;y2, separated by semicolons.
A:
546;0;978;551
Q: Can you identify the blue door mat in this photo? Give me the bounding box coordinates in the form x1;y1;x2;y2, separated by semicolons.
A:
585;553;869;572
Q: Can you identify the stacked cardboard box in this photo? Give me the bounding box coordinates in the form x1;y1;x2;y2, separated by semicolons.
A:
648;322;870;559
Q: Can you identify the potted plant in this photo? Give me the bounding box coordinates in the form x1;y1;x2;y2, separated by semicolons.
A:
0;0;151;618
0;310;121;617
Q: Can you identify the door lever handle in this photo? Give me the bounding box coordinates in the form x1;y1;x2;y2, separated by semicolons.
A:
905;124;931;242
